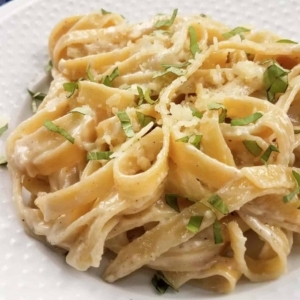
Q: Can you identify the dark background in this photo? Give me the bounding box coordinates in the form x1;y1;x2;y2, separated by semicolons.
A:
0;0;11;5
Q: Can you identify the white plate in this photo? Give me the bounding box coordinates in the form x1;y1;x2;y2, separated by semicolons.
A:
1;0;300;299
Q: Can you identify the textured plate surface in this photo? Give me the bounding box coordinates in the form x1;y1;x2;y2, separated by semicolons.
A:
1;0;300;299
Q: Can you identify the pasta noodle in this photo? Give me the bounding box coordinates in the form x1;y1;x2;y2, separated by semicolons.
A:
6;8;300;294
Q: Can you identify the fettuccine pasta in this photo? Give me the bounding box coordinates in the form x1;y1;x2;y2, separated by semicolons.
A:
6;8;300;294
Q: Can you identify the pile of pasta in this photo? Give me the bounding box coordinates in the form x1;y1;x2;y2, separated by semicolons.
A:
7;9;300;294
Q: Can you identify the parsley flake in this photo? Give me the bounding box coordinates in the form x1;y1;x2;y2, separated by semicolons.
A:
208;194;229;215
87;151;113;161
263;62;290;103
243;140;263;157
44;119;75;144
188;26;200;57
116;111;134;138
154;9;178;29
231;112;263;126
136;111;155;128
261;144;279;164
186;215;203;233
208;102;227;123
102;67;119;87
222;27;250;39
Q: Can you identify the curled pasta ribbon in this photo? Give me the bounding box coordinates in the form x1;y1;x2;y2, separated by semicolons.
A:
51;14;126;65
163;257;241;293
113;127;168;200
6;75;70;158
228;216;290;282
147;228;225;272
13;114;95;177
170;131;239;189
77;81;136;117
106;200;176;240
103;204;216;282
241;194;300;233
35;161;114;221
103;165;293;282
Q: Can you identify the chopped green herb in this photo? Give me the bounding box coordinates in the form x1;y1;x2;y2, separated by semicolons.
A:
208;194;229;215
27;89;47;101
154;8;178;29
28;89;47;113
261;144;279;164
213;219;223;244
0;123;8;136
294;130;300;134
116;111;134;138
43;119;75;143
190;107;203;119
231;112;263;126
0;156;7;166
293;170;300;186
152;275;168;294
144;89;158;105
243;140;263;157
87;151;113;161
137;86;145;105
158;271;177;291
137;87;158;105
154;62;189;79
222;27;250;39
189;134;202;149
276;39;297;44
63;82;79;98
266;76;289;103
153;61;190;78
46;60;53;71
102;67;119;87
188;26;200;57
165;194;180;212
176;136;190;143
136;111;155;128
86;64;95;82
263;62;289;103
68;106;91;115
208;102;227;123
283;171;300;203
152;272;175;294
153;66;186;78
186;215;203;233
176;134;202;149
101;8;111;14
283;189;298;203
161;62;190;69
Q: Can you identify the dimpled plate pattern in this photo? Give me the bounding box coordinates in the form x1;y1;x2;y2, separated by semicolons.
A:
1;0;300;299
